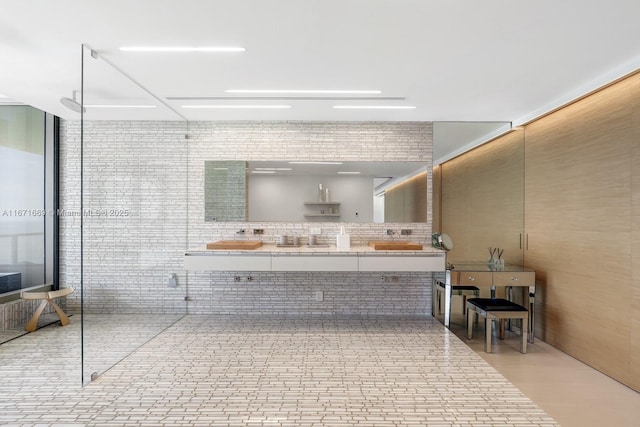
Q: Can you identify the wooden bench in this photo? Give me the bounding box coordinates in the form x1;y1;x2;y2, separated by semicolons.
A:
466;297;528;353
20;287;74;332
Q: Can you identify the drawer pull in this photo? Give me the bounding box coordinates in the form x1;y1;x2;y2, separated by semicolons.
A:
468;276;475;281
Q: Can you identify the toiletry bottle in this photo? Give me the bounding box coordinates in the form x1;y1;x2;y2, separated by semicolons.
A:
336;225;351;250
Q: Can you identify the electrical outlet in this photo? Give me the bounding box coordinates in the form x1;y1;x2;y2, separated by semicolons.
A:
313;290;324;302
253;229;264;235
400;229;412;235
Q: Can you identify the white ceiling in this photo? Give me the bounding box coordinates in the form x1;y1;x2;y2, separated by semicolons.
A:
2;0;640;161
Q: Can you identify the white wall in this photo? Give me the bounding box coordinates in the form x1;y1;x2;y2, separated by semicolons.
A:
60;121;435;316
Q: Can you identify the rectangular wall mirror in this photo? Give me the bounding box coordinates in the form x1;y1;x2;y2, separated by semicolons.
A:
204;161;428;223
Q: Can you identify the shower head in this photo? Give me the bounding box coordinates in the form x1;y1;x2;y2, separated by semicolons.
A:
60;91;85;113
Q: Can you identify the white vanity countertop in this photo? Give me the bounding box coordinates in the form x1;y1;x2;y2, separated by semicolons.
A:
185;244;445;256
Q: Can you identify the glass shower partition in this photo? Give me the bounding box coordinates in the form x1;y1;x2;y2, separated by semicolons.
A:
78;44;188;384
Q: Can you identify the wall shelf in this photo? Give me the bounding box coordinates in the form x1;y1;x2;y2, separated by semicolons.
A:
304;202;340;220
303;202;341;205
304;213;341;218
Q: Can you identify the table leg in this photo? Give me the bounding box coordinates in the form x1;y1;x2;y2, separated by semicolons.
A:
528;286;535;343
521;317;528;353
444;282;452;328
485;317;492;353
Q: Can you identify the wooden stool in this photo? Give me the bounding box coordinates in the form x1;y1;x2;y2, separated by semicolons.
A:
466;297;528;353
20;287;74;332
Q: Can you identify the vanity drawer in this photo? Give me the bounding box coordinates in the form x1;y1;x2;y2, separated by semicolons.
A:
271;255;358;272
358;255;444;272
185;254;272;271
493;271;535;287
451;271;493;286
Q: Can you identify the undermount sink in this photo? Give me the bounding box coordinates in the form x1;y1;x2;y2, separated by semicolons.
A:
368;241;423;250
206;240;263;250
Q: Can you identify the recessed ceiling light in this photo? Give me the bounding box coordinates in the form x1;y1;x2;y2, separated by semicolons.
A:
337;171;361;174
288;161;343;165
255;167;293;171
181;105;291;109
120;46;245;52
85;105;157;108
251;170;276;174
333;105;416;109
225;89;382;94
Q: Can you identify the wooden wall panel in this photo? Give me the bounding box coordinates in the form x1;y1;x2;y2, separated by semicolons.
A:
630;74;640;392
439;71;640;391
524;72;637;389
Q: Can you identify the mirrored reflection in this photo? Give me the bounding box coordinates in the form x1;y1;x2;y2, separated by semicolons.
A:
204;161;427;223
436;126;524;267
80;45;188;385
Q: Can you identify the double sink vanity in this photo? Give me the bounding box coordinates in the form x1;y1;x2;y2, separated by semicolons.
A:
185;240;445;272
185;240;536;343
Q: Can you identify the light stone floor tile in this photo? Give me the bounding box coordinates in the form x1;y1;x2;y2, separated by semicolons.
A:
0;315;558;426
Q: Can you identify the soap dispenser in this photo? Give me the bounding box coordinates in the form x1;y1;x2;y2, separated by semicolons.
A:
336;225;351;251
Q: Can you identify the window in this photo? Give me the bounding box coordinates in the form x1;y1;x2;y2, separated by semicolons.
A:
0;106;57;295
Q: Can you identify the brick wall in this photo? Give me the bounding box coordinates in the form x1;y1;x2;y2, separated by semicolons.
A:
60;121;435;315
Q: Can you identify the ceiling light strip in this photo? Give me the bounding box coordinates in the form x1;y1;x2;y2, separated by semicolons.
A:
181;105;291;109
85;105;157;108
333;105;416;109
120;46;245;52
225;89;381;94
288;161;343;165
168;96;405;101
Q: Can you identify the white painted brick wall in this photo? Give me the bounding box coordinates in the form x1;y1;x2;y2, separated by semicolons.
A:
60;121;435;315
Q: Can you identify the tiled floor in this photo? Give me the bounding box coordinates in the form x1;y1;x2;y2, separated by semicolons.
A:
0;315;559;426
0;313;61;345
